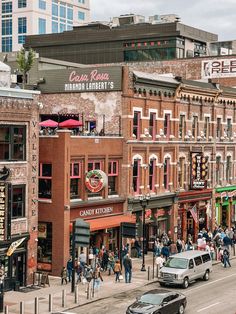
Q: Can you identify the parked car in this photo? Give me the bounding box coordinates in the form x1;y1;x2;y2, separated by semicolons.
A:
126;289;187;314
159;250;212;288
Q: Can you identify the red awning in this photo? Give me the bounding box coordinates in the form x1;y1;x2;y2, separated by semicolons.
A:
87;215;136;232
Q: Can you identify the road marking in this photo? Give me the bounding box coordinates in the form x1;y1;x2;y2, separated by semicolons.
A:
184;272;236;295
197;302;220;312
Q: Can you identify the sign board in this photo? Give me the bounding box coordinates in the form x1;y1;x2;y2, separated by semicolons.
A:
0;182;6;241
190;152;207;190
202;58;236;79
121;222;136;238
38;66;122;93
85;170;107;193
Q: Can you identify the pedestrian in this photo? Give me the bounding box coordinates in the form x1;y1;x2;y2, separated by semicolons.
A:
61;266;68;285
79;249;86;271
134;238;142;258
161;244;170;261
76;261;83;284
123;253;132;283
107;252;115;275
93;264;103;289
169;240;178;255
223;248;231;268
66;256;73;282
114;260;122;282
176;238;183;253
155;254;165;277
102;249;109;271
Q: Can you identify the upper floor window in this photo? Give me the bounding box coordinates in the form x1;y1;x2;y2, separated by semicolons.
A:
164;113;170;139
149;159;156;192
39;163;52;199
163;158;170;190
12;185;25;219
38;0;46;10
67;7;73;20
2;19;12;36
227;118;232;138
38;18;46;34
216;117;222;138
52;21;58;33
2;2;12;13
52;2;58;16
108;161;118;195
204;117;210;139
70;162;81;199
60;4;66;18
179;115;185;139
192;116;198;139
18;17;27;34
178;157;186;189
149;112;156;140
226;156;232;183
0;126;26;161
18;35;25;44
78;11;85;20
1;37;12;52
78;0;85;3
133;111;141;140
216;156;221;185
132;159;141;194
18;0;27;8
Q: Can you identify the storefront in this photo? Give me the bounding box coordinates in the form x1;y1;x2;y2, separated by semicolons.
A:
178;189;212;242
215;186;236;227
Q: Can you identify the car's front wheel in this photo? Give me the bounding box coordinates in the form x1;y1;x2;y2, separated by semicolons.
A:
159;282;165;287
178;303;185;314
182;277;189;289
203;270;209;281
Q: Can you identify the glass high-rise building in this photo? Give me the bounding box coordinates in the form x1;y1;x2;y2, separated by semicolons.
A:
0;0;90;52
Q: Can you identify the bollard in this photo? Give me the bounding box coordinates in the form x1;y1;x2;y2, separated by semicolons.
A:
4;305;8;314
147;266;150;281
49;294;53;313
86;283;90;300
156;264;160;278
34;297;39;314
74;285;78;304
20;301;24;314
62;289;66;308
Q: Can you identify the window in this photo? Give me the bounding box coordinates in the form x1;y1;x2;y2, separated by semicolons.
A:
18;35;25;44
163;158;170;190
164;113;170;138
60;4;66;18
204;117;210;139
38;0;46;10
216;156;221;185
133;111;141;140
78;0;85;3
226;156;232;183
38;222;52;265
70;162;81;199
179;115;185;139
216;118;221;138
78;11;85;20
18;0;27;8
178;157;186;189
202;253;211;263
108;161;118;195
2;19;12;35
39;163;52;199
67;7;73;20
52;2;58;16
0;126;26;161
52;21;58;33
149;112;156;140
38;18;46;34
194;256;203;266
189;259;194;269
12;185;25;218
149;159;156;192
59;23;66;33
2;2;12;13
227;118;232;138
192;116;198;139
132;159;140;194
1;37;12;52
18;17;27;34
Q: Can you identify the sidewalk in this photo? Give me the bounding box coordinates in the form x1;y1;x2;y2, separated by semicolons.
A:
3;252;236;314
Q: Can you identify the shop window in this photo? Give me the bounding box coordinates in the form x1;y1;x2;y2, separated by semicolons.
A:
226;156;232;183
12;185;25;218
132;159;141;194
192;116;198;139
149;112;156;140
204;117;210;139
70;162;81;199
164;113;170;139
0;125;26;161
179;115;185;139
227;118;232;138
38;163;52;199
149;159;156;192
108;161;118;195
38;222;52;265
163;158;170;190
216;117;222;138
133;111;141;140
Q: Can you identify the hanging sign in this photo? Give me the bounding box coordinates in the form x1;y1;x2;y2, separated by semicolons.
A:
85;170;107;193
190;152;208;189
0;182;6;241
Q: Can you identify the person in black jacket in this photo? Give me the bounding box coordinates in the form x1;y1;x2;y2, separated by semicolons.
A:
123;253;132;283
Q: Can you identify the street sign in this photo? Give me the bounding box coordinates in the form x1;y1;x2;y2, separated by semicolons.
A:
121;222;136;238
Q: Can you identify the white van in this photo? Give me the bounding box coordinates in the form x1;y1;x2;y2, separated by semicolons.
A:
159;250;212;288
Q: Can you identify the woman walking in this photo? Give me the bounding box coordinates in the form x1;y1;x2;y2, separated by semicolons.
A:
114;260;122;282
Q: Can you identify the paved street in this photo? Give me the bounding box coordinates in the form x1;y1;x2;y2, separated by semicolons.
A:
69;259;236;314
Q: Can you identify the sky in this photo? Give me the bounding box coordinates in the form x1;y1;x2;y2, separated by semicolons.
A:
90;0;236;41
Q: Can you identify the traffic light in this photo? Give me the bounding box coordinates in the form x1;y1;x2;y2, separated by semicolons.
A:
201;156;208;179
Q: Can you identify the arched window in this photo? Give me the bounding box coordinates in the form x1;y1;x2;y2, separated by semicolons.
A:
132;159;141;193
163;157;170;190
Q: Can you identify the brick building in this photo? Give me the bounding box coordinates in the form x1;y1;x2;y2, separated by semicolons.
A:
0;86;40;290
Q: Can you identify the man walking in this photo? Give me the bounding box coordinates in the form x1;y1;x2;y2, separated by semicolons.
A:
123;253;132;283
223;248;231;268
66;256;73;282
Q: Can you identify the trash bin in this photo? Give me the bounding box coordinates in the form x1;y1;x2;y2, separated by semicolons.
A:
14;281;20;291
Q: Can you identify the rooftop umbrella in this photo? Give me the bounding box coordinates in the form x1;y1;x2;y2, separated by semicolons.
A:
59;119;83;128
39;119;58;127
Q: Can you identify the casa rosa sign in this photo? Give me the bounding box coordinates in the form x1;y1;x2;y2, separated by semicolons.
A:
85;170;107;193
202;58;236;78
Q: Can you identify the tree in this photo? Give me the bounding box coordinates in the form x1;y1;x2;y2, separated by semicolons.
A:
16;47;36;89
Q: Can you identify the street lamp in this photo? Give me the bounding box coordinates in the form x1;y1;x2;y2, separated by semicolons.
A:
139;194;150;271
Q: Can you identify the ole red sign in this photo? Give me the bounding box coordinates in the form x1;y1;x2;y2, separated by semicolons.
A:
85;170;107;193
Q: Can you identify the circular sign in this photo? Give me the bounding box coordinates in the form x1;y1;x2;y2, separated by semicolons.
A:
85;170;107;193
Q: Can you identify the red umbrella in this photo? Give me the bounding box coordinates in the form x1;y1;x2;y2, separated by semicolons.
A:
59;119;83;128
39;119;58;127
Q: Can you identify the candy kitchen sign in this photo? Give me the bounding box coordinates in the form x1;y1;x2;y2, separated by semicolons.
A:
38;66;122;93
202;58;236;79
